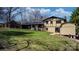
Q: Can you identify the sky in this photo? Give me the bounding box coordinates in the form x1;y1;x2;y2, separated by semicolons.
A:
24;7;76;21
0;7;75;23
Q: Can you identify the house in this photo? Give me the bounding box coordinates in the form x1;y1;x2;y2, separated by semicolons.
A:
43;16;76;38
43;16;66;33
22;16;76;38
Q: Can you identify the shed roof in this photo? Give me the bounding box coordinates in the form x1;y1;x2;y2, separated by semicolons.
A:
60;23;75;27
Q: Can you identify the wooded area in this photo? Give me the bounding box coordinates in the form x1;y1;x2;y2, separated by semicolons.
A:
0;7;47;28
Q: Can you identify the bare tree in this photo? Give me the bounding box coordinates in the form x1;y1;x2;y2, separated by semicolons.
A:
18;8;27;28
0;8;7;27
4;7;19;28
32;9;41;21
29;9;47;22
0;8;5;19
0;7;27;28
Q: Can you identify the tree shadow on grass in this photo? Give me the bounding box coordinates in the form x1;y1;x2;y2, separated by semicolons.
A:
0;31;34;37
0;30;34;50
0;34;10;50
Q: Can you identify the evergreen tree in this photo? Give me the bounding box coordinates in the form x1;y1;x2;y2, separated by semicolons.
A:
70;8;79;25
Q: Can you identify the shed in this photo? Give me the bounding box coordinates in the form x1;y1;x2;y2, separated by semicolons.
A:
60;23;76;36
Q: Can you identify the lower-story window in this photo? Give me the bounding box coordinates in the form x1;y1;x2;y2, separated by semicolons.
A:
55;27;60;32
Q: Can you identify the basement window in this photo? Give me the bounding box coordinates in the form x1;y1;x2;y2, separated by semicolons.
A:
46;28;48;30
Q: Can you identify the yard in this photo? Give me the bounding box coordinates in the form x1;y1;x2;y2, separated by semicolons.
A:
0;28;79;51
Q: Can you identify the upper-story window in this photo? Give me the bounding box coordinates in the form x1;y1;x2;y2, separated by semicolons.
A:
56;20;61;23
46;21;48;24
50;21;53;24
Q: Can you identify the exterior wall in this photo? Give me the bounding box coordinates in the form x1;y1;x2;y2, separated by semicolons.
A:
60;24;75;35
56;23;61;27
45;26;55;33
56;20;64;27
44;19;65;27
44;21;50;26
61;20;64;23
53;19;56;26
44;19;53;27
43;18;76;36
44;18;65;34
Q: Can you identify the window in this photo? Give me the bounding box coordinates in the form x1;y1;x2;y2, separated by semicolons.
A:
50;21;53;24
46;28;48;30
46;21;48;24
56;20;61;23
55;27;60;32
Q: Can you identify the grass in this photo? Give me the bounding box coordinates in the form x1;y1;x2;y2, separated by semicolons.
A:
0;28;79;51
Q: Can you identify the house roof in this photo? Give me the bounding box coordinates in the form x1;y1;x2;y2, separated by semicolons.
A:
22;16;66;25
22;20;43;25
43;16;66;21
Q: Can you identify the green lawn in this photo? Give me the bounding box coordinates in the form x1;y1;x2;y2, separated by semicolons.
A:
0;28;79;51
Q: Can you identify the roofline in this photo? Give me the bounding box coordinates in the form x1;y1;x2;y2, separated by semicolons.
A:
43;16;65;21
21;21;44;25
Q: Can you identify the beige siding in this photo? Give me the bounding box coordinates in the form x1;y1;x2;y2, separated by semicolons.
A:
61;20;64;23
44;18;65;27
44;21;50;26
43;18;75;35
56;24;61;27
46;27;55;33
60;24;75;35
50;20;53;26
53;19;56;26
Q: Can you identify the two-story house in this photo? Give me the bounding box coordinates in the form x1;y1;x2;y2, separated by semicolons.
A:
43;16;76;38
22;16;76;38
